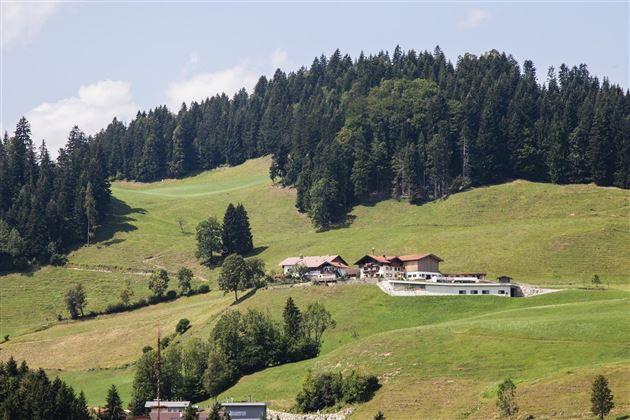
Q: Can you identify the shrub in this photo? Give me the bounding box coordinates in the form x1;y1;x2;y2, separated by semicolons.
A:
160;336;170;349
197;284;210;294
166;290;178;300
176;318;191;334
142;346;153;354
342;370;380;403
295;370;380;412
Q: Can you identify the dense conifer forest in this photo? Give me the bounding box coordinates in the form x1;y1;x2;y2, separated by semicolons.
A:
0;119;110;269
2;46;629;251
93;47;629;228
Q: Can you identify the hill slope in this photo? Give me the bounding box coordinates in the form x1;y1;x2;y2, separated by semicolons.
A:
0;157;628;417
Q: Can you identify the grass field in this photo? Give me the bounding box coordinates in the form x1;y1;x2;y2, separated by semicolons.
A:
0;156;628;418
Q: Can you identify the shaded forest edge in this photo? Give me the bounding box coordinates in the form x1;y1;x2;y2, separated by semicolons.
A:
1;46;628;266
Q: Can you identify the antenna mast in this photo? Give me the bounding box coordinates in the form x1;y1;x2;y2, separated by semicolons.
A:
156;321;161;420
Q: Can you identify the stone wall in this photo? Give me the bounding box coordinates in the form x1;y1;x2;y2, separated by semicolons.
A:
267;408;354;420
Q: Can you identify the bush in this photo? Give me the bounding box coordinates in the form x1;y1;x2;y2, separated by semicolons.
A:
197;284;210;294
142;346;153;354
166;290;178;300
160;336;170;349
296;370;380;412
176;318;191;334
104;302;128;314
342;370;380;403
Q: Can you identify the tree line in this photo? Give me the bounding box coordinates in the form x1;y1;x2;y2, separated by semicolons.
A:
86;46;628;229
0;357;91;420
0;118;110;270
3;46;628;247
128;297;335;415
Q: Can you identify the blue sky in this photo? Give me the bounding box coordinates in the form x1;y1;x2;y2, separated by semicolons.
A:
1;1;628;154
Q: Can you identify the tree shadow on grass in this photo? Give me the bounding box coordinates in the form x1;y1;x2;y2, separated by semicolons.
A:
93;197;145;245
243;246;268;257
231;288;258;306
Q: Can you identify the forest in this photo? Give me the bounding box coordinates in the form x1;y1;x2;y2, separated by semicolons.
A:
91;47;630;228
0;119;110;269
1;46;628;255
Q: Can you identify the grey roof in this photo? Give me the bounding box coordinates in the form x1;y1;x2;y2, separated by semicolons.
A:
278;255;348;269
145;401;190;408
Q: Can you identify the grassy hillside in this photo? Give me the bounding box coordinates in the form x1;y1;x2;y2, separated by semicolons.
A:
0;157;628;418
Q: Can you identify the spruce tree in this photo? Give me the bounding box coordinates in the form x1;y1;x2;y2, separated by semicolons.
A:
591;374;614;420
105;384;124;420
282;297;303;338
221;203;238;256
234;203;253;254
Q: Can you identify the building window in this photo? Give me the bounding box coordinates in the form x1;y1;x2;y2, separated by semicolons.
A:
482;290;490;294
459;290;466;295
470;290;478;294
498;290;506;294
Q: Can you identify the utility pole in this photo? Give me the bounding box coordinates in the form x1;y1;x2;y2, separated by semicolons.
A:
156;321;161;420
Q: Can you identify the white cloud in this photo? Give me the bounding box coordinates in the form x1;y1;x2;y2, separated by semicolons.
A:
25;80;138;155
165;66;260;110
461;8;492;30
1;2;59;48
165;49;290;109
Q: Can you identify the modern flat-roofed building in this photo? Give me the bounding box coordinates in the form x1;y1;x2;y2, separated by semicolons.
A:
222;402;267;420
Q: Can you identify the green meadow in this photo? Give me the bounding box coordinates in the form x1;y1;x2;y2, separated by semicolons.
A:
0;156;628;418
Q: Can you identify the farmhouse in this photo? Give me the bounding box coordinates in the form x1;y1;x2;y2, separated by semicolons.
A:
355;253;443;280
279;255;351;281
356;252;515;296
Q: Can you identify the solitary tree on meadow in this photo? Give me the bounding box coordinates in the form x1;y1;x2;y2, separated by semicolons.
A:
177;266;193;295
148;269;169;297
217;254;265;302
496;378;519;420
65;283;87;318
591;374;614;420
302;302;336;346
592;274;602;288
119;279;134;306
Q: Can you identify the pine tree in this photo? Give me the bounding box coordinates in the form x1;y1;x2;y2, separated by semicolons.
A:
282;297;303;338
221;203;238;256
105;384;124;420
591;374;614;420
233;203;253;255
